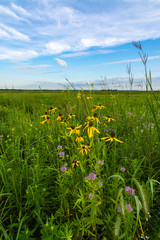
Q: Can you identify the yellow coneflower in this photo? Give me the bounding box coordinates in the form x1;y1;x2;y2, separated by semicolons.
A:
41;112;49;120
41;116;50;125
68;113;75;119
78;143;91;155
104;115;115;123
77;92;81;99
91;83;94;88
95;104;106;110
86;116;92;121
75;135;84;143
57;113;62;121
86;115;100;125
87;96;92;100
60;120;69;126
67;125;82;136
92;106;96;112
72;159;80;168
83;121;100;139
49;107;57;114
101;132;123;143
90;113;100;125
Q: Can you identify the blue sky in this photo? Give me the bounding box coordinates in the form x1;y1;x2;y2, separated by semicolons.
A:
0;0;160;90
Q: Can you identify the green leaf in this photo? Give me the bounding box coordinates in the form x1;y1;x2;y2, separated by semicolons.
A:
119;232;126;239
95;218;104;225
134;195;142;221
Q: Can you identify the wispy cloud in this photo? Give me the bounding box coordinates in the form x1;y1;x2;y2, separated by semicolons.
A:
11;3;31;17
91;56;160;67
1;0;160;90
0;28;10;38
1;1;160;56
0;23;30;41
0;47;38;61
55;58;67;67
42;70;67;74
15;64;51;70
0;5;23;20
61;49;116;58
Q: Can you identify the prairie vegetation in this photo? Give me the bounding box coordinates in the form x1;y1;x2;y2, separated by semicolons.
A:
0;89;160;240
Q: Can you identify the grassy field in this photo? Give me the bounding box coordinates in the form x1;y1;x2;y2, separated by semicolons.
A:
0;89;160;240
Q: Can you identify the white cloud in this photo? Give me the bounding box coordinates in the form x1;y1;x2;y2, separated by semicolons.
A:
0;23;30;41
11;3;31;17
45;41;71;54
0;47;38;61
91;55;160;67
0;28;10;38
55;58;67;67
15;64;51;70
0;5;22;20
1;1;160;62
80;38;99;48
61;49;116;58
35;1;160;54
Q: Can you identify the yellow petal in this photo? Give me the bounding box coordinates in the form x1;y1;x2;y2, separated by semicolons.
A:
105;139;111;142
114;138;123;143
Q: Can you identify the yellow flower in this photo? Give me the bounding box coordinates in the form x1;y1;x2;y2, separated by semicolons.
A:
68;113;75;119
88;113;100;125
92;106;96;112
61;120;69;126
91;83;94;88
75;135;84;143
41;112;49;120
101;132;123;143
41;116;50;125
49;107;57;114
67;125;82;136
87;96;92;100
72;159;80;168
95;104;106;110
78;143;91;155
57;113;62;121
104;115;115;123
83;122;100;139
77;92;81;98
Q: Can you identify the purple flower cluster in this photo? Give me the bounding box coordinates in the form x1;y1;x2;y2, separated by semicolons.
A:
105;128;114;133
117;205;122;212
60;166;67;171
117;204;133;213
59;151;65;157
120;167;125;172
98;182;103;186
60;162;68;172
125;204;133;212
125;186;135;195
88;193;95;199
127;112;134;115
85;172;97;180
57;145;62;149
98;160;104;165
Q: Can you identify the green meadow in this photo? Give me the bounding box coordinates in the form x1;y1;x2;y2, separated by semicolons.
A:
0;89;160;240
